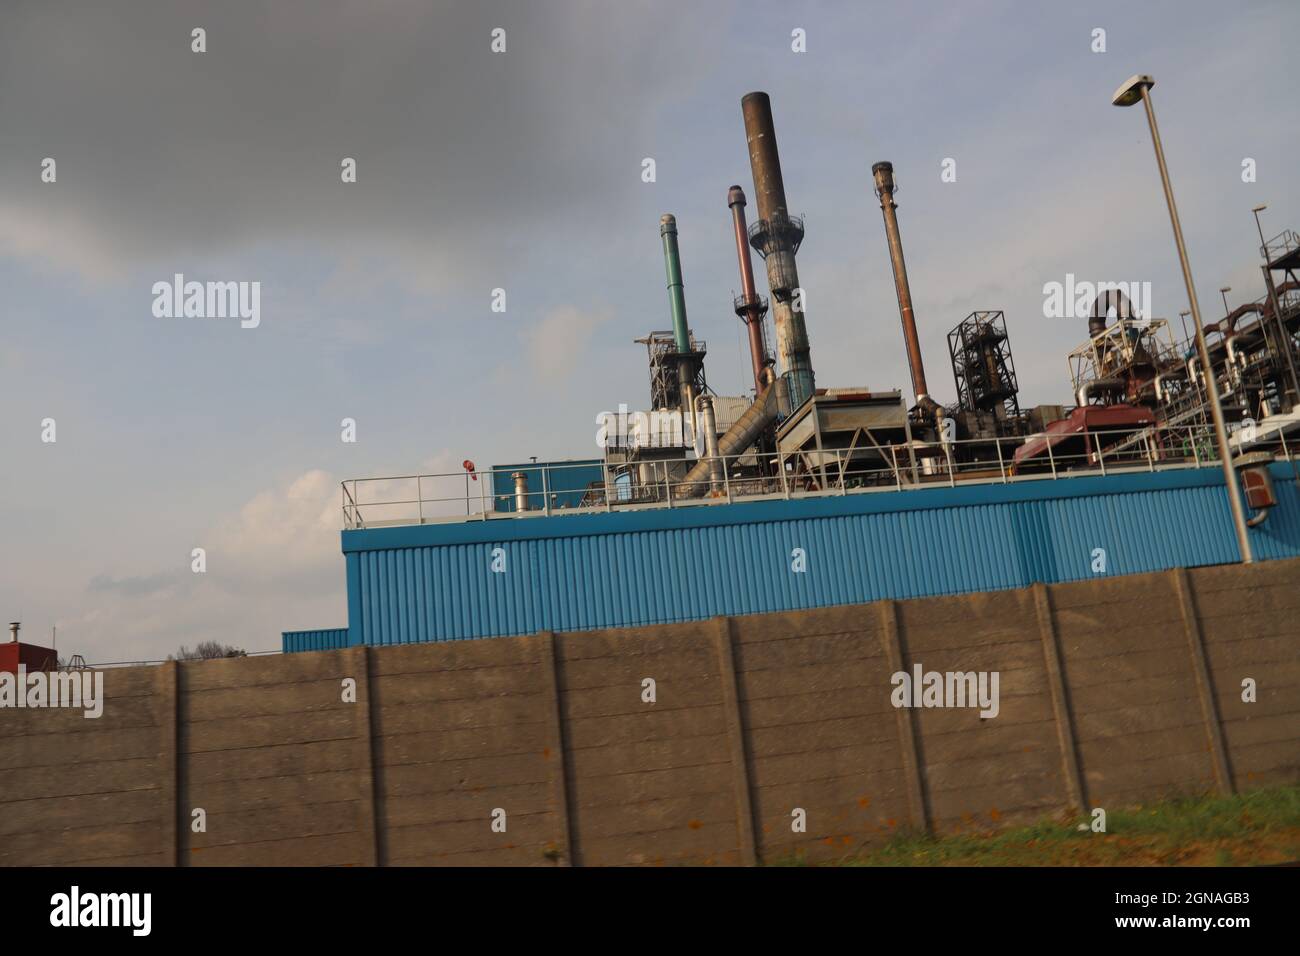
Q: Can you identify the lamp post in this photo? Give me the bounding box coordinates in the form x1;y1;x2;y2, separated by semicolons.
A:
1112;74;1252;563
1220;287;1232;315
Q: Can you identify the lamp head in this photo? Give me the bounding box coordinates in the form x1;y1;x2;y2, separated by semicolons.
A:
1112;74;1155;107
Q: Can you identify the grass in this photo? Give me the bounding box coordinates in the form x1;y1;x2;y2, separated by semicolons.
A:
777;786;1300;866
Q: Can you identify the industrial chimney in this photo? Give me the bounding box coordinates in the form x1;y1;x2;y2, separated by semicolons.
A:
659;213;703;432
742;92;814;408
872;161;935;412
728;186;772;394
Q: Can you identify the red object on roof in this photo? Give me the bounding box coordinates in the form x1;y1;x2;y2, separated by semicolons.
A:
0;643;58;675
1013;404;1157;466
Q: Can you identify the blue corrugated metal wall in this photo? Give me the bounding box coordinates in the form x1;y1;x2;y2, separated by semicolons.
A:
282;628;350;653
333;463;1300;648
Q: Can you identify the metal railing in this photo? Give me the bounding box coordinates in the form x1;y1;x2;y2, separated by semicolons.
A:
1262;229;1299;264
341;423;1296;530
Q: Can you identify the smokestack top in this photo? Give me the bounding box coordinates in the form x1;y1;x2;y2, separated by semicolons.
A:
872;161;897;197
659;213;677;235
741;91;770;108
728;185;746;207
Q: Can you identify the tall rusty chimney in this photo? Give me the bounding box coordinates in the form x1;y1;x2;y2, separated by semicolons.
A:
742;92;814;407
871;161;932;409
728;185;771;393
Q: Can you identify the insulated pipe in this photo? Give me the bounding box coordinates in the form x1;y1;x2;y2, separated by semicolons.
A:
742;92;814;401
728;186;769;392
696;395;724;493
1225;336;1244;385
871;162;931;408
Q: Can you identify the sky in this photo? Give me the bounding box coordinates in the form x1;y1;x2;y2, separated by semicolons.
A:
1;0;1297;663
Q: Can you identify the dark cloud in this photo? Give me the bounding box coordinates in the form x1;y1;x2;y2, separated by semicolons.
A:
0;0;730;282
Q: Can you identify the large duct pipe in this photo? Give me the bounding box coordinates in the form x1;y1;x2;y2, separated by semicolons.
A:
679;378;786;499
659;214;698;424
1089;287;1136;338
728;186;770;393
871;162;932;409
742;92;814;406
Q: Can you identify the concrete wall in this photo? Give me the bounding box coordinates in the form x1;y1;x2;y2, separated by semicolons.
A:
3;559;1298;866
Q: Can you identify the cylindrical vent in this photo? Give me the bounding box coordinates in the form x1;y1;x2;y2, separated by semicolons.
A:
742;92;814;402
871;161;930;405
8;622;18;644
511;471;530;512
697;395;724;493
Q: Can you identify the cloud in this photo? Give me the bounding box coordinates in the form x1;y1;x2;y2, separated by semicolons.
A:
86;571;179;598
522;305;612;386
209;469;340;589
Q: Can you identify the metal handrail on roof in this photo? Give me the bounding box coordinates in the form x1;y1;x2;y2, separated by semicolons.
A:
340;422;1296;531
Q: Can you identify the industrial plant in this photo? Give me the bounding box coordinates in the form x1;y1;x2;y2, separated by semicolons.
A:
286;89;1300;653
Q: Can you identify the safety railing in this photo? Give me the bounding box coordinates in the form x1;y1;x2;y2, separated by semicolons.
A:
341;422;1295;530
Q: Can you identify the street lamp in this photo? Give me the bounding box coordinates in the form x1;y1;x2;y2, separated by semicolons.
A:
1112;74;1253;563
1220;287;1232;315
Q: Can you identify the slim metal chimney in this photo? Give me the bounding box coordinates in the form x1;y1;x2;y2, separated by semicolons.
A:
728;186;771;393
871;161;932;409
8;622;18;644
742;92;814;407
659;214;700;430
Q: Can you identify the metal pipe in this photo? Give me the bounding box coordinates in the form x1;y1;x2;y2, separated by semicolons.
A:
8;622;17;644
871;161;932;408
1076;377;1125;407
1122;77;1252;562
728;185;770;392
742;92;814;405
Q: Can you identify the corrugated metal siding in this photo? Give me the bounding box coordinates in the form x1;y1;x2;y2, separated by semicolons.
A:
282;628;350;653
342;463;1300;646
